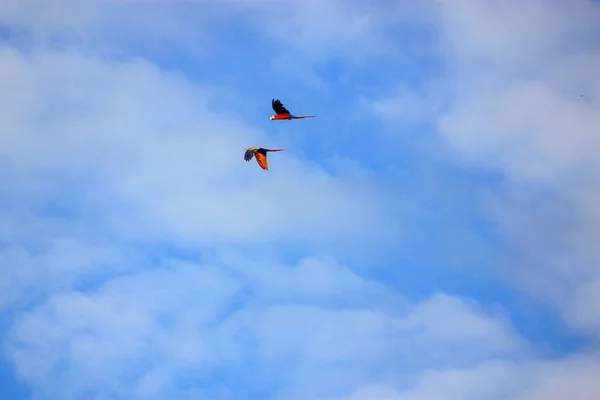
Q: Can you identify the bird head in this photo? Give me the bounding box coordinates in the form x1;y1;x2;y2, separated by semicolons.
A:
270;115;275;120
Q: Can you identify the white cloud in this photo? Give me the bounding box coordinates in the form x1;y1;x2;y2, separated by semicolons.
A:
257;0;397;58
0;46;399;249
0;237;141;310
346;1;600;397
370;87;435;126
0;11;411;398
0;5;414;398
6;260;243;399
435;0;600;185
363;0;600;338
432;0;600;337
6;255;525;399
344;354;600;400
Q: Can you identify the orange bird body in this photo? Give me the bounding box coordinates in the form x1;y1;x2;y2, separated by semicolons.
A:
244;146;286;170
270;98;316;120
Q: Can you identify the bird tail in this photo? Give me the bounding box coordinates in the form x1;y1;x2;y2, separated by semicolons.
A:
292;115;316;119
266;148;286;152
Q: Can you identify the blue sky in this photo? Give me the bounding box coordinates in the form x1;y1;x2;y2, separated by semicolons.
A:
1;0;600;399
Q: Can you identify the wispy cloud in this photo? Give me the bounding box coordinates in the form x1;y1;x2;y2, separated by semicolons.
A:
6;259;525;399
434;0;600;337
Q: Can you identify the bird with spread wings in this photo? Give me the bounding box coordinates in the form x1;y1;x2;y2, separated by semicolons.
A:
270;98;316;120
244;147;286;170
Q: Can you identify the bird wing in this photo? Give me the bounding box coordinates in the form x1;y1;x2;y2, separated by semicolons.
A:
272;98;291;115
255;152;269;170
244;148;256;161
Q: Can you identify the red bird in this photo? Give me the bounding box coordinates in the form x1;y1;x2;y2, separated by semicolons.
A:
270;98;316;120
244;146;286;170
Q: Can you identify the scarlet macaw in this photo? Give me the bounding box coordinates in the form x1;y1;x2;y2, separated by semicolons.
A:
270;98;316;120
244;147;286;170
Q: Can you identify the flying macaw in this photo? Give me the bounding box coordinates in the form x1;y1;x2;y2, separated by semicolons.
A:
244;146;286;170
270;98;316;120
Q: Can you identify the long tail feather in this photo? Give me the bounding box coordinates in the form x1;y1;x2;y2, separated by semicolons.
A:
266;148;286;152
292;115;316;119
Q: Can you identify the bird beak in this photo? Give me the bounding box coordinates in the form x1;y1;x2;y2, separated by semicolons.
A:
270;115;275;120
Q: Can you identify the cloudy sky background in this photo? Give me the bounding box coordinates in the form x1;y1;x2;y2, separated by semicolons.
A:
1;0;600;399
